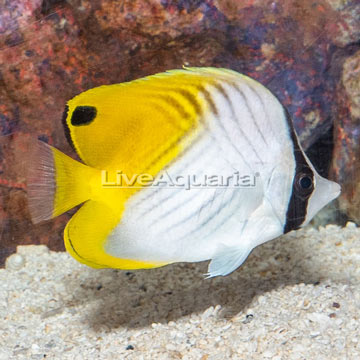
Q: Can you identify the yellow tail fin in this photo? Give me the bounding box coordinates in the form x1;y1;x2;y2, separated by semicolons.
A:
27;141;98;223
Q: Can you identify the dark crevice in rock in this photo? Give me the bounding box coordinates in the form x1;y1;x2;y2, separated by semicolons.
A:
305;125;334;178
41;0;68;15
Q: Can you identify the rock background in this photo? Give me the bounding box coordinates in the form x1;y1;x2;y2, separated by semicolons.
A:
0;0;359;265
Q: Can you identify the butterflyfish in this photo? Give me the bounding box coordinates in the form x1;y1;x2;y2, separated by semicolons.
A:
27;67;341;277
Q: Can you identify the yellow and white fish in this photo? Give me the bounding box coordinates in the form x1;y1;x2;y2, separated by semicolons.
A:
27;67;341;277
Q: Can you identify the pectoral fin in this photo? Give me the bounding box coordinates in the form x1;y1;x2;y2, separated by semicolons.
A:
206;243;253;278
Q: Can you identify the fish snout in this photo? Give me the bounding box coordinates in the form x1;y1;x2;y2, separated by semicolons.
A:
303;174;341;226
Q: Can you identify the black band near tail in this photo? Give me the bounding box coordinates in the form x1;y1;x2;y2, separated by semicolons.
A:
62;104;78;154
283;108;314;233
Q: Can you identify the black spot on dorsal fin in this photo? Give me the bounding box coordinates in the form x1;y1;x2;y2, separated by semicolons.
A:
71;106;97;126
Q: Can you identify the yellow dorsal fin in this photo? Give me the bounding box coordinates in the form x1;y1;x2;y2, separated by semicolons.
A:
62;68;217;174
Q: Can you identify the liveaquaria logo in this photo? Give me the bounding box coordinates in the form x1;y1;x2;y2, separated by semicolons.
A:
101;170;259;190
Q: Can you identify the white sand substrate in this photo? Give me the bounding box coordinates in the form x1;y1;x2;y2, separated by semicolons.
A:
1;223;360;359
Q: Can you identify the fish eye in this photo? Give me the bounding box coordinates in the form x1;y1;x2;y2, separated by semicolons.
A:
299;175;312;189
296;173;313;195
71;106;97;126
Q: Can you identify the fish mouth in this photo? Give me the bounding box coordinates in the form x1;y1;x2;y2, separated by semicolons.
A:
321;176;341;200
331;182;341;199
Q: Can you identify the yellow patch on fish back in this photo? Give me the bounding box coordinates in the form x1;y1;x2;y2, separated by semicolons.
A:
65;71;214;170
60;70;218;268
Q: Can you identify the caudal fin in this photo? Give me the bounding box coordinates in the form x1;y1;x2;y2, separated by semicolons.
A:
27;141;97;223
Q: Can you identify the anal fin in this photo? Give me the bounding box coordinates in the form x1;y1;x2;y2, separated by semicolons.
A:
65;200;165;269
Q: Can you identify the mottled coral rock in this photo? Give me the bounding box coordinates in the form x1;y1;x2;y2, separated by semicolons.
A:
332;49;360;223
0;0;359;264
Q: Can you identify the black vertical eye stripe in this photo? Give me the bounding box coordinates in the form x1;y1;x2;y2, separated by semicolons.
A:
283;108;315;233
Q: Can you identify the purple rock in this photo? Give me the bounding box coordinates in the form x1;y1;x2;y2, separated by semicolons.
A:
0;0;359;264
